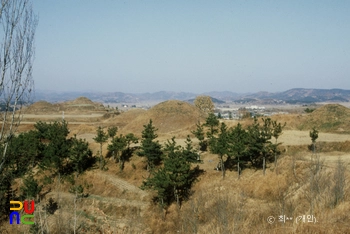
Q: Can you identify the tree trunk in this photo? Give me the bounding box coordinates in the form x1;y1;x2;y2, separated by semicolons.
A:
237;157;240;180
119;157;124;172
174;186;180;208
73;191;77;234
99;143;103;170
263;156;266;176
274;152;277;168
221;155;225;179
274;139;278;173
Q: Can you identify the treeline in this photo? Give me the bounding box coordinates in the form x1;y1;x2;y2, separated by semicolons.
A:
0;115;286;226
138;115;286;210
0;121;95;223
192;113;286;179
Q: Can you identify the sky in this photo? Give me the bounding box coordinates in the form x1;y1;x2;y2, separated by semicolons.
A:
32;0;350;94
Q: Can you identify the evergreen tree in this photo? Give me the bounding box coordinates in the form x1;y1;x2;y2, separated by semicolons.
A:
0;172;14;222
261;118;273;175
191;121;207;151
137;120;162;171
108;133;138;171
142;167;171;208
69;136;94;175
35;121;71;175
246;117;262;167
163;138;194;208
123;133;138;170
210;122;231;179
6;130;40;176
125;133;138;149
205;112;219;138
108;134;127;171
35;121;95;175
217;112;222;119
231;123;249;179
20;174;42;201
93;126;108;170
142;137;198;208
271;120;286;170
183;135;199;163
309;127;319;154
246;118;273;175
107;126;118;138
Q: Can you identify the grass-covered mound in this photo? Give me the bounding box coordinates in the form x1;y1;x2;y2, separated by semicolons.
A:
122;100;204;137
300;104;350;133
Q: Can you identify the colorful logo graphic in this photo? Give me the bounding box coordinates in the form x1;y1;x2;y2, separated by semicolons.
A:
9;200;35;225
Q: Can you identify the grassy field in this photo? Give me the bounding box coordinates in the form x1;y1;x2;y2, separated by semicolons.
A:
2;99;350;233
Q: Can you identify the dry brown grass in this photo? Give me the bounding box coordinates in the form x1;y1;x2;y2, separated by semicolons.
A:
24;97;106;114
120;100;205;138
299;104;350;133
3;100;350;233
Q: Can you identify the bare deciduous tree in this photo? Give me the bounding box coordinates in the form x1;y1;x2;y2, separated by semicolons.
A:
0;0;37;174
194;95;214;114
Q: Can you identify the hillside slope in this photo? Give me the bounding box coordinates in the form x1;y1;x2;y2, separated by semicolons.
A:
121;100;204;137
25;97;105;114
299;104;350;133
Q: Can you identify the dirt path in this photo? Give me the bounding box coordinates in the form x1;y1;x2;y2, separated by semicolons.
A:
280;130;350;145
97;172;149;202
44;172;150;233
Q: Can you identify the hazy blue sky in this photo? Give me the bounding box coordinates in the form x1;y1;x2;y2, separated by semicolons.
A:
33;0;350;93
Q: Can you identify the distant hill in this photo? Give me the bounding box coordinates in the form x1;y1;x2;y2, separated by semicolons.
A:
262;88;350;104
299;104;350;133
25;97;105;114
186;97;225;104
34;88;350;104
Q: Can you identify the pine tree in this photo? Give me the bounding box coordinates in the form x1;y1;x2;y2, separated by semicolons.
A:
231;123;249;179
191;121;207;151
261;118;273;175
107;126;118;138
6;130;40;176
20;174;42;201
141;167;171;208
138;120;163;171
69;136;94;176
35;121;71;175
218;112;222;119
108;134;127;171
142;137;198;208
93;126;108;170
205;112;219;138
309;127;318;154
246;118;273;175
210;122;231;179
125;133;138;149
0;173;14;221
271;120;286;171
182;135;199;163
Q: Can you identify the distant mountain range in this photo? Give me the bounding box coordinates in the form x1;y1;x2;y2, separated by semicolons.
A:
34;88;350;104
